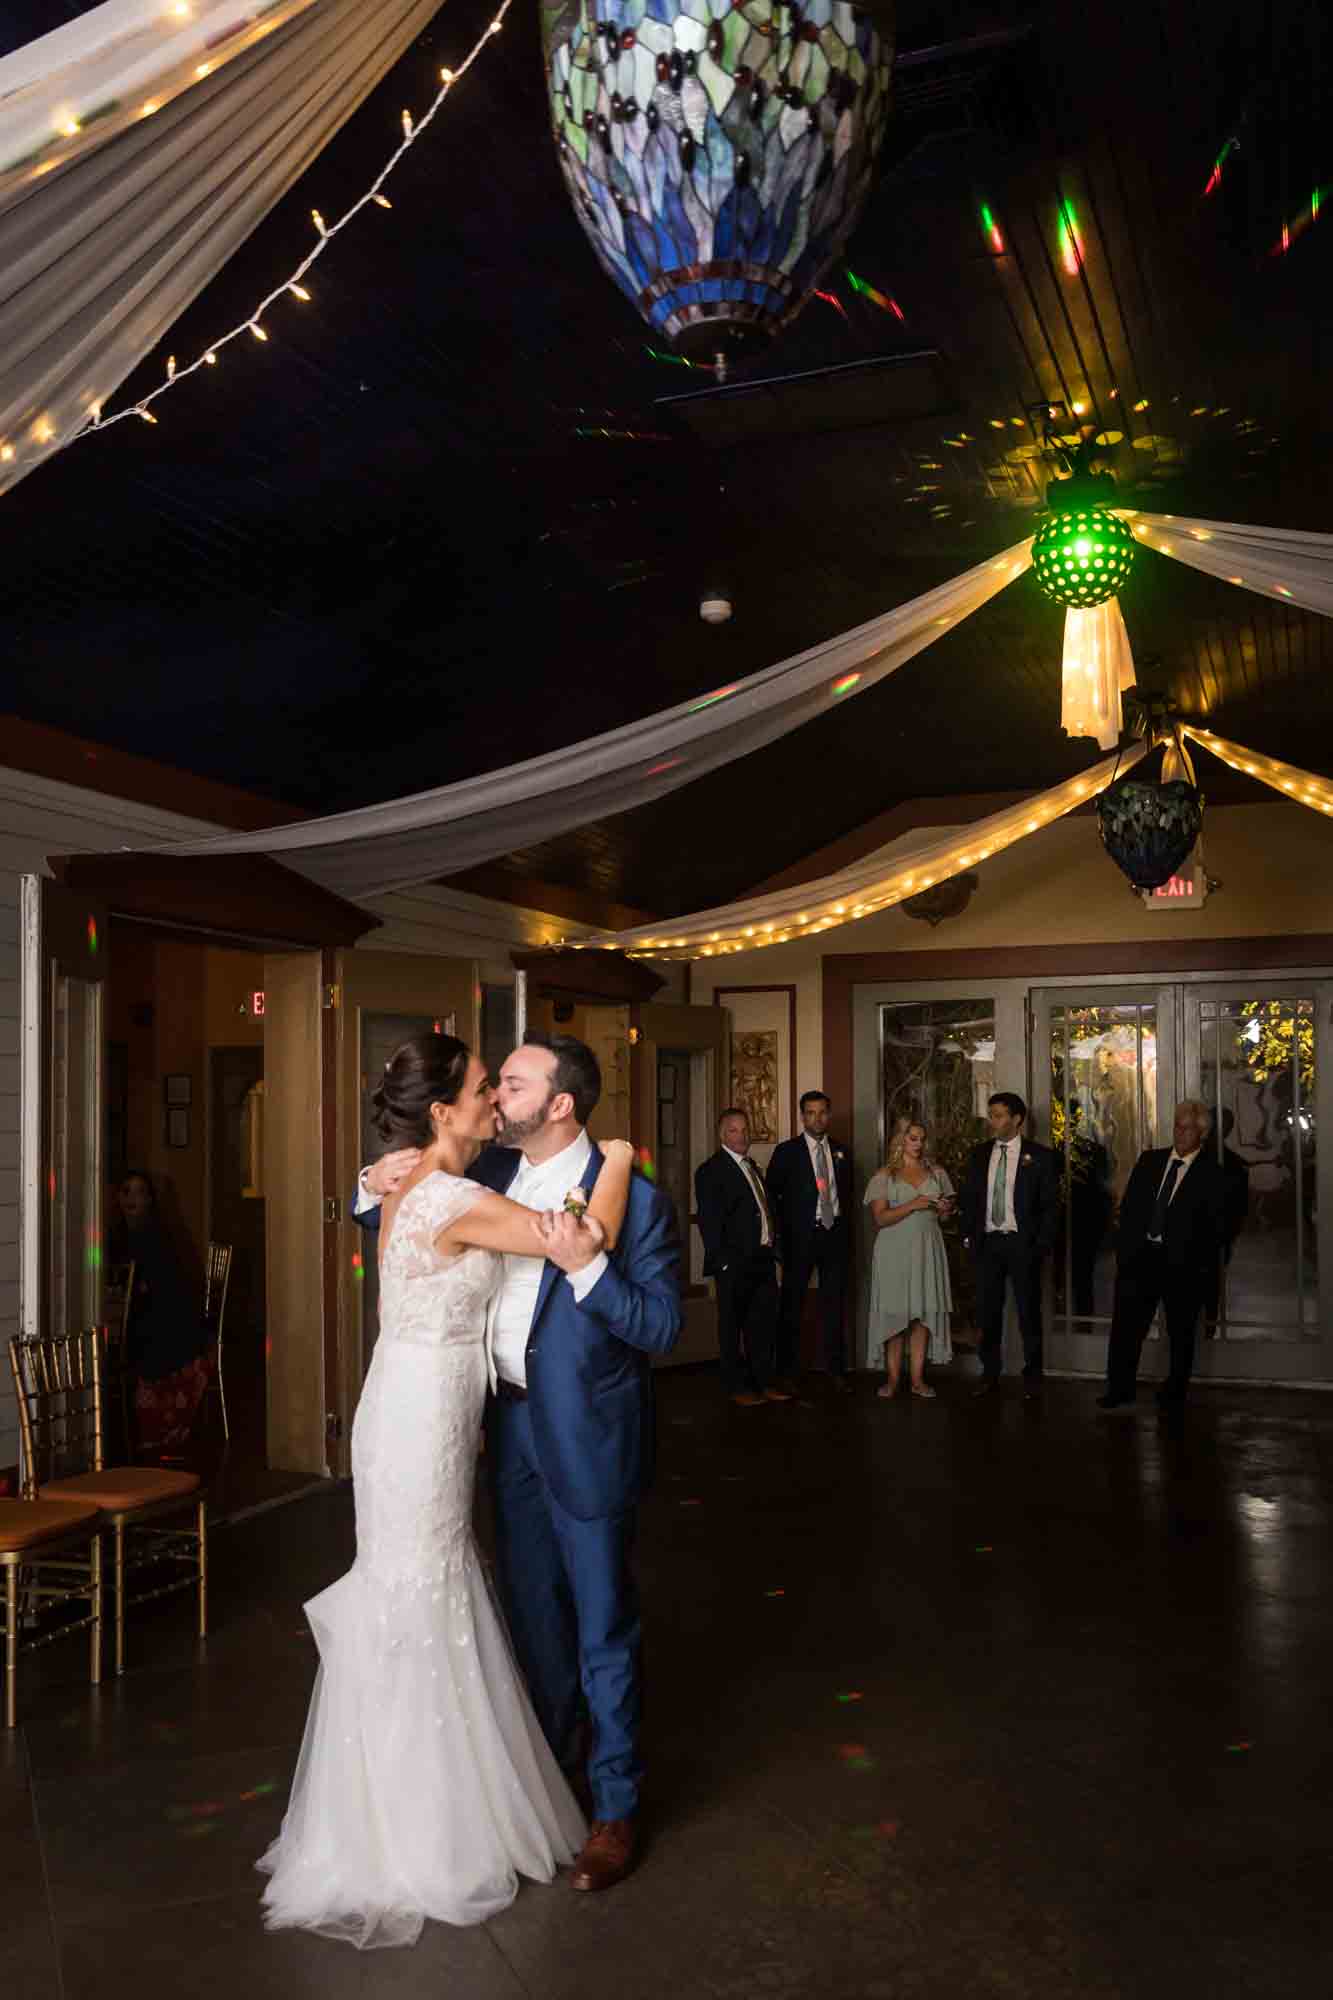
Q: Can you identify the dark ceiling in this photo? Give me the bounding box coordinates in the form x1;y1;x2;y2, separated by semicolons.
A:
3;0;1330;920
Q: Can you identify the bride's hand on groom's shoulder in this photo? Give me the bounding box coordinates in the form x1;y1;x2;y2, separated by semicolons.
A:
365;1148;422;1198
597;1139;636;1163
536;1208;606;1273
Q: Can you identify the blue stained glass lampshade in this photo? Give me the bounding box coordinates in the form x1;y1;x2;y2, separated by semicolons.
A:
542;0;894;357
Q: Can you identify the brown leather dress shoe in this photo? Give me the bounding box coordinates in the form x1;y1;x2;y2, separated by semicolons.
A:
730;1391;766;1407
761;1387;793;1402
570;1817;637;1892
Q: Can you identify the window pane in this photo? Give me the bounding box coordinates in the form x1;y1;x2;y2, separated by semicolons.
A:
1050;1003;1157;1325
1200;998;1315;1338
880;999;995;1339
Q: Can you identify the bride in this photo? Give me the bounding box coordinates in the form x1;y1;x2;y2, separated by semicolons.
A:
258;1031;633;1948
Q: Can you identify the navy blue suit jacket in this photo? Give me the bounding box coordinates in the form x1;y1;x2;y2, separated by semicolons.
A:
355;1144;681;1521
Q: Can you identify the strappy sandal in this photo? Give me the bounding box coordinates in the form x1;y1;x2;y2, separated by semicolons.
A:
910;1382;936;1399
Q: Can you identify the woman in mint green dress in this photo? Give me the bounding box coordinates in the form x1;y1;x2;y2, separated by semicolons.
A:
864;1118;954;1398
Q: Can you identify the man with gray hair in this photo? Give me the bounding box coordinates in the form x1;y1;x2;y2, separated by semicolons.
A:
1098;1100;1225;1412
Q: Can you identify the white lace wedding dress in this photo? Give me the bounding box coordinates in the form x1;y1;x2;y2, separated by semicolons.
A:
258;1172;585;1948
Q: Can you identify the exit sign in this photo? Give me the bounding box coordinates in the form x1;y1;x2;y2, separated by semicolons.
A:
1142;865;1207;910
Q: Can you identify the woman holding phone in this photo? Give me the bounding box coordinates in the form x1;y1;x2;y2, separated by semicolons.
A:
864;1118;955;1398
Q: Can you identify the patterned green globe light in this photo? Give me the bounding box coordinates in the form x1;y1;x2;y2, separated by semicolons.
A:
1031;504;1137;610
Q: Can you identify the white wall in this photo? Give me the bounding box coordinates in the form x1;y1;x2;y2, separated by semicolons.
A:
691;800;1333;1112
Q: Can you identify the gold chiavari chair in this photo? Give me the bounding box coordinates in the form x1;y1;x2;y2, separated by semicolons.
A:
10;1332;207;1677
0;1494;103;1730
202;1243;233;1443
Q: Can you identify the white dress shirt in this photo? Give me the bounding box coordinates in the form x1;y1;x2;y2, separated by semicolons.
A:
487;1132;606;1388
802;1130;841;1223
984;1136;1022;1233
1146;1147;1200;1243
355;1137;607;1390
723;1145;772;1246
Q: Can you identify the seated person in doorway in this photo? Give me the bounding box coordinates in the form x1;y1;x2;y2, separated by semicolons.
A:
108;1170;211;1453
1098;1100;1225;1413
958;1092;1060;1399
694;1110;791;1408
766;1090;853;1393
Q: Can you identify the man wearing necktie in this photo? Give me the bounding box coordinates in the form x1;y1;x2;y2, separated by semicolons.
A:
1099;1100;1225;1412
959;1091;1060;1398
694;1110;792;1407
766;1091;854;1392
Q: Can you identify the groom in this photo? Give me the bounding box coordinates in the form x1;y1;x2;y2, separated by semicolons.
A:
355;1031;681;1891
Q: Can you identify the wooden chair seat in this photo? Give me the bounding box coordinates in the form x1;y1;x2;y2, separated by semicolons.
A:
0;1497;102;1551
40;1467;200;1514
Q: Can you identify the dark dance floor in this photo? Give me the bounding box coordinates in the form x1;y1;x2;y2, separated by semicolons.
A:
5;1365;1331;1999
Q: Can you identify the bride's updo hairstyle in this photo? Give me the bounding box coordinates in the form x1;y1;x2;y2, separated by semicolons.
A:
372;1032;470;1148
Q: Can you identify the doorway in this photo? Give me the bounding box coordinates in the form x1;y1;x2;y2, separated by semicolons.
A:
209;1048;266;1459
1032;977;1333;1384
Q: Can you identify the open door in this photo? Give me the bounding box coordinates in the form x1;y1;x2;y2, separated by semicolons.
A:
19;875;109;1343
261;952;327;1476
330;949;480;1475
633;1001;728;1298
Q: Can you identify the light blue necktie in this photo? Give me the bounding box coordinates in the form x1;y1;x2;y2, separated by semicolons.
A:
990;1143;1009;1229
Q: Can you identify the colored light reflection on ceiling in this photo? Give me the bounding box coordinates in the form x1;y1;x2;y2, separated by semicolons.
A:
845;269;904;319
832;672;861;696
646;757;683;776
813;287;849;321
688;683;741;713
1058;200;1084;275
1203;136;1237;196
86;915;98;955
980;202;1004;253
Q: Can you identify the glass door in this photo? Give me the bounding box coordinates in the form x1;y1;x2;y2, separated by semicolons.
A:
1184;984;1333;1382
1031;986;1177;1378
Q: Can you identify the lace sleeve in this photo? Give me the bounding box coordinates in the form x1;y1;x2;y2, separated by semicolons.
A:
424;1174;488;1240
388;1175;488;1275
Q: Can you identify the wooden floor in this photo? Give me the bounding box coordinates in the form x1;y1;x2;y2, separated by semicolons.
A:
4;1363;1330;1999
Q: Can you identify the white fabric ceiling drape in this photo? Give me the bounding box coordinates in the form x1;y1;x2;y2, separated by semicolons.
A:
0;0;448;495
1126;514;1333;617
1;1;317;188
1060;596;1136;752
151;539;1035;899
579;744;1146;957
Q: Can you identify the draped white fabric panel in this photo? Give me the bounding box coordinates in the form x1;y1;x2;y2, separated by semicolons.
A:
0;1;318;190
1060;596;1136;751
151;539;1035;899
1127;514;1333;618
1183;728;1333;817
0;0;448;495
581;743;1147;958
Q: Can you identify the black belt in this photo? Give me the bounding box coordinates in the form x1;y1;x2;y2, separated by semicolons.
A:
494;1378;528;1403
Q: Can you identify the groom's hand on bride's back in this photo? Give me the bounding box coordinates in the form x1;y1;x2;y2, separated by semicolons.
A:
365;1148;423;1198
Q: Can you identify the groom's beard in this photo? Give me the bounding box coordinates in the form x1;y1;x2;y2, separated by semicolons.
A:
494;1094;555;1149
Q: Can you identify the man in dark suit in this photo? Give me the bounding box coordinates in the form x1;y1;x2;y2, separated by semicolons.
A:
694;1109;792;1408
766;1089;854;1392
959;1090;1060;1399
1098;1099;1225;1411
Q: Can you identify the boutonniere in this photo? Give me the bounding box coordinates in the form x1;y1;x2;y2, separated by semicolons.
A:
1020;1153;1033;1167
833;1149;845;1161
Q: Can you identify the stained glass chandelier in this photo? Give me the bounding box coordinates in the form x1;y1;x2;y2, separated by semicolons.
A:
541;1;894;361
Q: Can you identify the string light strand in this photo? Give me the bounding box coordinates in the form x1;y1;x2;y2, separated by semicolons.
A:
61;2;513;453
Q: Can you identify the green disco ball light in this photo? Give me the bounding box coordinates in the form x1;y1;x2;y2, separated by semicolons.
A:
1031;504;1137;610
